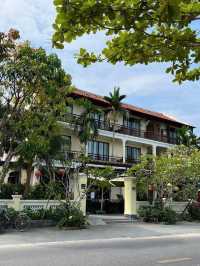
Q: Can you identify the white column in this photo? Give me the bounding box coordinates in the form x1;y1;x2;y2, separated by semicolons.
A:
124;176;137;217
152;145;157;156
85;142;88;156
73;173;87;216
122;139;126;163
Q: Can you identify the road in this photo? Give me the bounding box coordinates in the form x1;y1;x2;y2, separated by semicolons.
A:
0;234;200;266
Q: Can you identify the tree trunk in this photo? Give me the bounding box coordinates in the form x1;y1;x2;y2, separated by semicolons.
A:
100;187;104;212
24;163;32;196
0;150;14;183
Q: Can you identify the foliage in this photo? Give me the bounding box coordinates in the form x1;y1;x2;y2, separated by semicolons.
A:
53;0;200;83
13;202;86;228
104;87;126;157
0;184;25;199
88;166;116;212
56;202;86;228
25;181;66;200
0;30;73;186
0;29;20;62
75;98;101;145
177;126;200;147
138;205;177;224
128;146;200;202
187;202;200;220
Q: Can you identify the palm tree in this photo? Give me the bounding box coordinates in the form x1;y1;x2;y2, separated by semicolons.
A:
177;126;199;147
104;87;126;158
75;98;101;154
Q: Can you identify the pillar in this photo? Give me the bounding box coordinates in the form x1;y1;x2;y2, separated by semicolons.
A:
124;176;137;217
73;173;87;216
122;139;126;163
152;145;157;156
10;195;22;211
20;169;27;184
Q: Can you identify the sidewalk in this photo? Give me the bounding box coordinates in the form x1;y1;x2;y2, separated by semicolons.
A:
0;221;199;247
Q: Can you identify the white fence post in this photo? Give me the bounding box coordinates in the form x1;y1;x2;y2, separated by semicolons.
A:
11;195;22;211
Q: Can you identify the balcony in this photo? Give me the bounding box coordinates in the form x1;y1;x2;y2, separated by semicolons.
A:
88;153;139;167
56;151;139;168
60;113;178;145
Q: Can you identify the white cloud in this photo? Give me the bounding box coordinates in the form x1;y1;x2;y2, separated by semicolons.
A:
118;73;171;96
0;0;54;47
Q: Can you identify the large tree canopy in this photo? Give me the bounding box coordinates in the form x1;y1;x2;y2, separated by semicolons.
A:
0;30;73;182
53;0;200;83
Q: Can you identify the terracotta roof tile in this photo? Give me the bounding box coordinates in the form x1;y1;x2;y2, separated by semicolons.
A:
72;89;191;126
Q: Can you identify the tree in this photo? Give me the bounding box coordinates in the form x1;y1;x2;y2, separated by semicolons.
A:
0;32;73;184
177;126;199;147
104;87;126;157
89;166;115;212
53;0;200;83
128;145;200;203
0;29;19;62
74;98;101;152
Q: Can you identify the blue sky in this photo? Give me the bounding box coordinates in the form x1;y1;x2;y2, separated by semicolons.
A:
1;0;199;134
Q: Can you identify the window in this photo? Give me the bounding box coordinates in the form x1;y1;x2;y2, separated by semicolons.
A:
66;104;73;114
90;112;105;121
123;116;140;130
88;140;109;161
169;128;177;144
126;146;141;162
8;171;20;184
61;136;71;152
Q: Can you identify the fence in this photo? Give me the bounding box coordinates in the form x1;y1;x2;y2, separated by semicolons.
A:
0;195;67;212
0;197;189;214
136;201;188;213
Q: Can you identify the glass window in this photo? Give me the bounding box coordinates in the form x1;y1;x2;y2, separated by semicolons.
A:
87;140;109;160
61;136;71;151
126;146;141;162
90;112;105;123
123;116;140;130
169;128;177;143
66;104;73;114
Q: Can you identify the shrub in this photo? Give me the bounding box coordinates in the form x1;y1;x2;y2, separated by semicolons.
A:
161;207;177;225
188;203;200;220
26;182;66;200
24;202;86;228
0;184;25;199
57;202;86;228
138;205;177;224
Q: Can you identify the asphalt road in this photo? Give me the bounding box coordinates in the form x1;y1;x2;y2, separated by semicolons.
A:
0;234;200;266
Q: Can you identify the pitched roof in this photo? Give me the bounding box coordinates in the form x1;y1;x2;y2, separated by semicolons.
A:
71;88;191;127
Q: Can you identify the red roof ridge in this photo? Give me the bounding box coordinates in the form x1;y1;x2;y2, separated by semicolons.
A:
72;88;190;126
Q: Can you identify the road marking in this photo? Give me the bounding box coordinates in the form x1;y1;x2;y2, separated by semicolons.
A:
0;233;200;250
158;257;192;264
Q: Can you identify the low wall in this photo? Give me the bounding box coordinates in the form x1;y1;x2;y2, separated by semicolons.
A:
136;201;188;213
0;196;72;211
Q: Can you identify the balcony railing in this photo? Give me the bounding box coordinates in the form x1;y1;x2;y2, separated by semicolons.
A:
56;151;139;167
60;113;178;145
87;153;139;166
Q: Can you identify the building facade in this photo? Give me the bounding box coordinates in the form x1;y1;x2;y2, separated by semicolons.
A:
0;89;191;216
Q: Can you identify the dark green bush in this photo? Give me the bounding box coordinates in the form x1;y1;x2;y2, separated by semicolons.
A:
138;205;177;224
188;203;200;220
161;207;177;225
57;202;86;228
0;184;25;199
24;202;86;228
26;182;65;200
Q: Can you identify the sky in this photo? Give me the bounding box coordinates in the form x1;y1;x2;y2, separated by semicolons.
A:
0;0;199;134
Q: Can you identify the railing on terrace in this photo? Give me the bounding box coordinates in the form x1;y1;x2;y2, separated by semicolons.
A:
88;153;140;166
60;113;178;145
56;151;139;167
